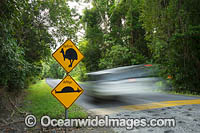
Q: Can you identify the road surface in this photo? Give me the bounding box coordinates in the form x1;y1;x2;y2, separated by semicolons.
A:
46;78;200;133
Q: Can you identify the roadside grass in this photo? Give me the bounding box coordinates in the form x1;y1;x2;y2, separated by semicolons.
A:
163;90;200;97
23;80;88;119
155;81;200;97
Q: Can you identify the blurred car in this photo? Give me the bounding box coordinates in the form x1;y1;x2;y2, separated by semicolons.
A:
84;64;167;100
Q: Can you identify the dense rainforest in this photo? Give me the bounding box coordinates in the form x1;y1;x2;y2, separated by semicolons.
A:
0;0;200;94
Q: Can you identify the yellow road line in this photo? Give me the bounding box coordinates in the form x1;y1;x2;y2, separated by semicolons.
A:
121;99;200;111
88;99;200;115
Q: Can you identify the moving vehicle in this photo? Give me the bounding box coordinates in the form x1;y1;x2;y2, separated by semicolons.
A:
84;64;167;100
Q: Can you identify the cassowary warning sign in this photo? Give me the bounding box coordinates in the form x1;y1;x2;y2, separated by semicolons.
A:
60;48;77;67
52;40;84;73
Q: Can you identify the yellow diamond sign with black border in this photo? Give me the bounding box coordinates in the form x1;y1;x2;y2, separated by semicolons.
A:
51;75;83;109
52;39;84;73
51;39;84;109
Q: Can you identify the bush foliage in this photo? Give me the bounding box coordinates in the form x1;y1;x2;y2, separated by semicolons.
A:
1;0;200;94
0;0;77;91
80;0;200;93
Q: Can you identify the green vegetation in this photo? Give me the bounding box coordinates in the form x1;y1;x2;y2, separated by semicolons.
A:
79;0;149;72
0;0;77;91
78;0;200;93
140;0;200;93
42;59;66;79
0;0;199;94
23;80;88;119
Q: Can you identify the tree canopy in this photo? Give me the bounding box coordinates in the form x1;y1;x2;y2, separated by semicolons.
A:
1;0;200;94
79;0;200;93
0;0;77;90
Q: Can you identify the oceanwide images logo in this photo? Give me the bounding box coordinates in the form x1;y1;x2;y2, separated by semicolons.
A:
25;115;176;129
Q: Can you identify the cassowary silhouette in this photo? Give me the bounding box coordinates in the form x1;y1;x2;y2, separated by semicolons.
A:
55;86;81;93
60;48;78;67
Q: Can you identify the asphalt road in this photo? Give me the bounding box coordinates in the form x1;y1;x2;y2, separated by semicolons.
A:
46;78;200;133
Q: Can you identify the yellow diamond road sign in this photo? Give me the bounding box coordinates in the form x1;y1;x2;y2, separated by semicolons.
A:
51;75;84;109
52;40;84;73
51;39;84;109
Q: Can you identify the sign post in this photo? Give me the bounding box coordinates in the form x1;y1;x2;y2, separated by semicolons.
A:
65;108;68;119
51;39;84;117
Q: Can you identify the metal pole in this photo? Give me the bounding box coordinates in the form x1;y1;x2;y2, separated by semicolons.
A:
65;108;68;133
65;108;68;119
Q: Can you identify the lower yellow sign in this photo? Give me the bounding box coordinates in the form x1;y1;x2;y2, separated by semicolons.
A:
51;75;83;109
